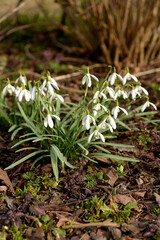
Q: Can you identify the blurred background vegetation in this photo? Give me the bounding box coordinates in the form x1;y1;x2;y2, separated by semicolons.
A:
0;0;159;71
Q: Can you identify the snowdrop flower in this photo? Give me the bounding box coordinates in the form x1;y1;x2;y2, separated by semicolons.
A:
141;101;157;112
98;120;113;132
135;86;148;96
30;86;37;100
111;106;128;119
50;93;64;103
18;87;31;102
93;91;107;103
39;85;46;96
88;128;105;143
44;114;60;128
15;76;27;86
108;73;123;85
128;87;141;100
82;114;96;130
102;86;115;99
123;73;138;85
15;86;22;97
41;74;59;96
106;115;116;129
82;73;99;87
93;103;108;116
2;83;15;96
114;90;128;100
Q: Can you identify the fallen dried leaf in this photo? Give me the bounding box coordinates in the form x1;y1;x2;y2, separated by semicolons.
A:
133;191;146;198
105;167;118;186
113;194;137;205
0;168;14;193
154;192;160;207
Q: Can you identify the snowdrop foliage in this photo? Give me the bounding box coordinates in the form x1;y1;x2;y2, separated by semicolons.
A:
1;68;157;166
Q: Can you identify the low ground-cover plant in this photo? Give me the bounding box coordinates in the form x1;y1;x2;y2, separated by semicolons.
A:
0;67;157;179
78;195;137;222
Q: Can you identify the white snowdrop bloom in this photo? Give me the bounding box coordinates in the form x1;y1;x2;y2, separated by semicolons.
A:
106;115;116;129
2;84;15;96
15;76;27;86
93;91;107;103
39;85;46;96
135;86;148;96
44;114;60;128
82;73;99;87
88;129;105;143
128;88;141;100
50;93;64;103
15;86;22;97
82;115;96;130
114;90;128;100
41;75;59;95
102;86;115;99
98;120;113;132
123;73;138;85
141;101;157;112
30;86;37;100
108;73;123;85
18;88;31;102
111;106;128;119
93;103;108;116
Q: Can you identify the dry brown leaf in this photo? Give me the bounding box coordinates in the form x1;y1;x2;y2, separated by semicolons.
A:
105;167;118;186
133;191;146;198
0;168;14;193
94;156;111;164
154;192;160;207
113;194;137;205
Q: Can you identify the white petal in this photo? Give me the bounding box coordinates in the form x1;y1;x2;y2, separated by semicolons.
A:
117;74;123;82
85;115;90;130
2;86;7;96
141;87;148;95
150;102;157;110
48;82;54;96
120;107;128;115
91;116;96;125
88;132;95;143
49;76;59;90
112;106;119;119
130;74;138;82
93;91;99;103
82;75;87;85
141;102;148;112
82;116;86;125
107;87;115;98
44;117;48;127
48;114;54;128
122;91;128;99
106;123;113;132
52;115;61;121
56;94;64;102
18;91;24;102
108;116;116;129
86;74;91;87
101;104;108;113
100;92;107;99
98;132;105;142
90;74;99;82
25;90;31;101
108;73;116;85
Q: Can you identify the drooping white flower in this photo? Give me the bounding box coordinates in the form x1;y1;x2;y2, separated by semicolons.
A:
15;76;27;86
88;129;105;143
106;115;116;129
123;73;138;85
44;114;60;128
15;86;22;97
30;86;37;100
135;86;148;96
128;88;141;100
2;84;15;96
93;91;107;103
41;75;59;95
98;120;113;132
108;73;123;85
82;73;99;87
18;88;31;102
111;106;128;119
102;86;115;98
82;114;96;130
49;93;64;103
114;90;128;100
93;103;108;116
141;101;157;112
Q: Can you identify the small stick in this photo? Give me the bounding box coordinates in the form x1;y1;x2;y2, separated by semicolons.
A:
62;220;120;229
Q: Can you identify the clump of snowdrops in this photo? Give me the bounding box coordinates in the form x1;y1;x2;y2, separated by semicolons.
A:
1;67;157;179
